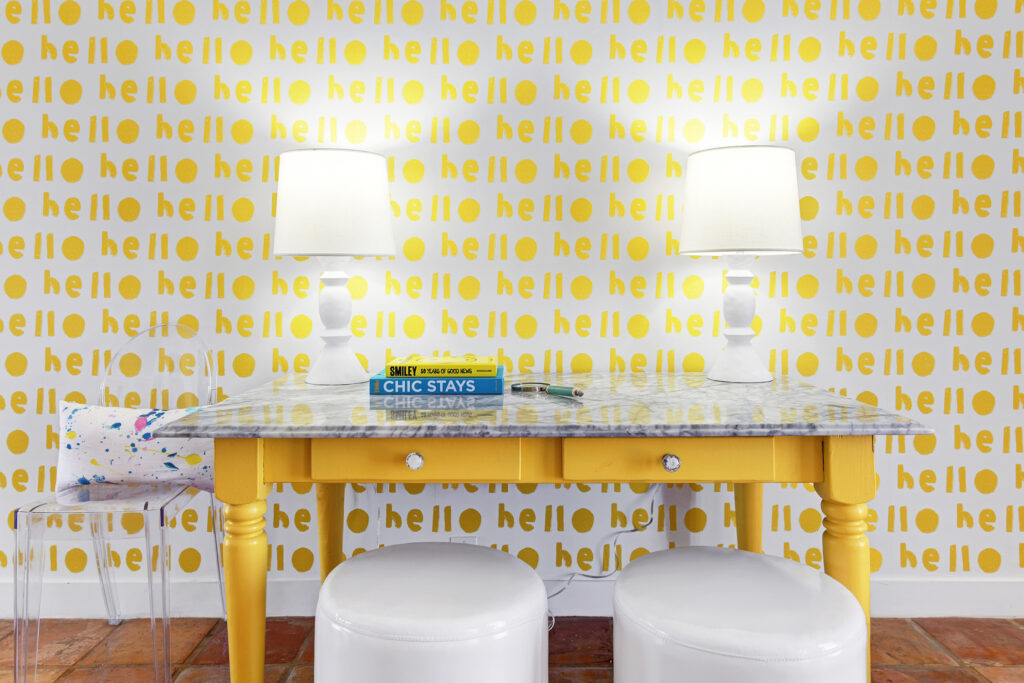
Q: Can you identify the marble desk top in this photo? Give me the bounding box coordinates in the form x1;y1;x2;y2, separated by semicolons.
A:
156;373;931;440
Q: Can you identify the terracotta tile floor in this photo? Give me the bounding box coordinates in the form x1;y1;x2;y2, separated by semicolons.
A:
1;617;1022;681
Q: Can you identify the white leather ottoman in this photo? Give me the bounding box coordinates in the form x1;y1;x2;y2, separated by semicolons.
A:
315;542;548;682
614;546;867;682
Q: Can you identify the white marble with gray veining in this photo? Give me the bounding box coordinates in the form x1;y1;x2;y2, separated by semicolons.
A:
155;373;930;439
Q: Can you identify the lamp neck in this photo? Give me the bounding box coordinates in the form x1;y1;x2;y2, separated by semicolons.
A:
724;254;755;273
318;255;353;277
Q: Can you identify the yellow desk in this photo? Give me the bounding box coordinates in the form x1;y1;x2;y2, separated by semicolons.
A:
160;372;929;683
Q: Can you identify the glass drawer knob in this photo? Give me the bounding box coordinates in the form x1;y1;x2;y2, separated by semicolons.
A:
662;454;681;473
405;452;424;471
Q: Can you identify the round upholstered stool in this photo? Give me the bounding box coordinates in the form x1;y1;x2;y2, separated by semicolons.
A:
614;546;867;683
315;542;548;682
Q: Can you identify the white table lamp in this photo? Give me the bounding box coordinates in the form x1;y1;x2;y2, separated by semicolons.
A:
680;146;804;383
274;149;395;385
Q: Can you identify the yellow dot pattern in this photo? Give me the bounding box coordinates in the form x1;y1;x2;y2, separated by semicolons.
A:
0;2;1019;610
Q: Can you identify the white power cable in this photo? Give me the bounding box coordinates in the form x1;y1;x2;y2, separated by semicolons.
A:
545;484;663;630
362;481;664;632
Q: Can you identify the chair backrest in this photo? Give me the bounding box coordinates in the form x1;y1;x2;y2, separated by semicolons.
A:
99;323;217;409
53;323;217;493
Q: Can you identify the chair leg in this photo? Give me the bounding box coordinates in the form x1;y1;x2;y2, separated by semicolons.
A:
144;513;173;682
159;522;172;682
90;512;122;626
13;511;44;683
209;492;227;619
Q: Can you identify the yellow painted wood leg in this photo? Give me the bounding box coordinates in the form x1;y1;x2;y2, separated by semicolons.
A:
814;435;875;681
820;500;870;614
215;439;272;683
223;500;269;683
734;483;763;553
316;483;346;583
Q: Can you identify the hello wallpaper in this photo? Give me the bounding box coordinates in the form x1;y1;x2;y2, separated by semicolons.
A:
0;0;1021;617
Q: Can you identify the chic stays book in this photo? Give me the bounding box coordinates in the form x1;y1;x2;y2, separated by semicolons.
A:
385;354;499;378
370;367;504;395
369;395;505;422
368;395;505;410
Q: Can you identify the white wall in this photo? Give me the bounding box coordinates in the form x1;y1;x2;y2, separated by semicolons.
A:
0;0;1021;618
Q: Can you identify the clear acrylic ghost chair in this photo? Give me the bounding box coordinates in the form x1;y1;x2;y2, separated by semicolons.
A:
13;323;225;683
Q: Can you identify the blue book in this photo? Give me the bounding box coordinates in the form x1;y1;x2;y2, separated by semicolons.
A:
369;367;504;395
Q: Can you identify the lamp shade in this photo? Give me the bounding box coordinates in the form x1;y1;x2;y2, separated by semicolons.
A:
679;146;803;255
274;149;396;257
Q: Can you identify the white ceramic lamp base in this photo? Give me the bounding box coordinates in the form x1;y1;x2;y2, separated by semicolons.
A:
709;256;772;383
307;257;369;385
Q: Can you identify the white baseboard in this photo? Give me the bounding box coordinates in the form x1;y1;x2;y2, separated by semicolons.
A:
0;577;609;619
544;577;1024;618
869;578;1024;618
0;577;1021;620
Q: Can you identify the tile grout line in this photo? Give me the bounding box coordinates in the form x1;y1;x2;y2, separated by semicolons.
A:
51;618;221;680
294;626;315;669
50;618;123;681
62;619;125;674
868;618;960;672
907;618;971;668
177;618;225;668
910;618;1024;674
177;618;224;670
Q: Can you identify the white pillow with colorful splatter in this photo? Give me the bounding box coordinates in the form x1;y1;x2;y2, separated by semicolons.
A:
57;401;214;493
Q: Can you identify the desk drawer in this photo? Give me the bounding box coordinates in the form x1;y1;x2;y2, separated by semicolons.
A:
562;437;776;482
311;438;522;482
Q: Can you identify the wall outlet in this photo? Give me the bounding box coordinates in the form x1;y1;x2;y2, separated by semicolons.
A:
450;536;478;544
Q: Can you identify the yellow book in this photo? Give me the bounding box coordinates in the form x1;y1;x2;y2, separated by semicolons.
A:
386;354;498;378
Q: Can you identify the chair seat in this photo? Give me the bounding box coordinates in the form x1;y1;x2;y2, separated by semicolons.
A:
614;546;867;682
315;542;548;682
21;483;197;517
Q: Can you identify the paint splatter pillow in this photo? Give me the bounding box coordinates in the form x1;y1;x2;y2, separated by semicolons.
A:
56;401;214;493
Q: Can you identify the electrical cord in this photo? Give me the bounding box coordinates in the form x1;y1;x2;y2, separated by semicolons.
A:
361;481;663;632
545;483;663;631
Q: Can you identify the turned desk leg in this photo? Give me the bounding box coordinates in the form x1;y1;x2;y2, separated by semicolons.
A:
223;501;269;682
216;439;271;683
317;483;346;583
734;483;764;553
815;435;875;681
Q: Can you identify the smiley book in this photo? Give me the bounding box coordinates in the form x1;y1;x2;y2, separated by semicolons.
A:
385;354;499;378
369;367;504;395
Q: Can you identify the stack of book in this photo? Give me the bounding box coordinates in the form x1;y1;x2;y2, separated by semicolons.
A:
369;355;504;395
